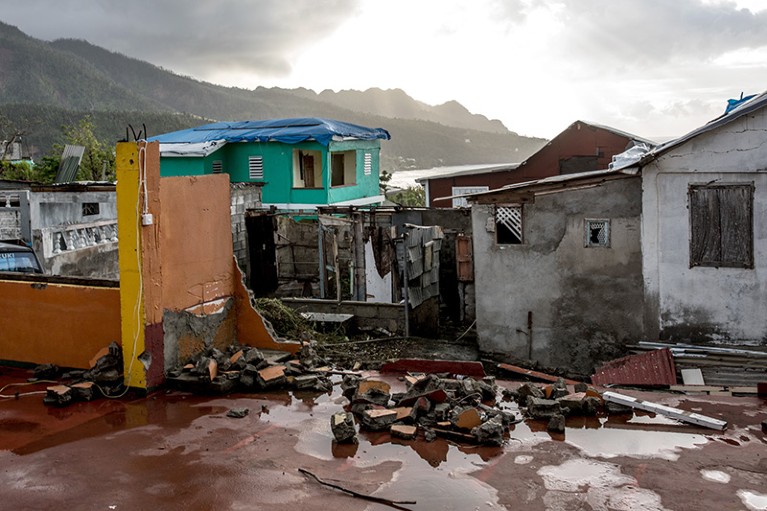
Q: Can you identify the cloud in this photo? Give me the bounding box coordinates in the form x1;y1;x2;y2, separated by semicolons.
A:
538;0;767;70
1;0;360;78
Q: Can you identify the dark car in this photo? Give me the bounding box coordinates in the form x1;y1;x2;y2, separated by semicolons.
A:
0;241;44;273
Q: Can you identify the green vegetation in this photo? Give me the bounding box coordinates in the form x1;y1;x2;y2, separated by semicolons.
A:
388;185;426;207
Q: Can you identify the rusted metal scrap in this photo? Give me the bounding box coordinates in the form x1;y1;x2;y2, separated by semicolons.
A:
591;349;677;386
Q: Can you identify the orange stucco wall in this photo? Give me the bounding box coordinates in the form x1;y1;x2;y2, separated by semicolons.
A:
154;175;235;320
0;278;121;368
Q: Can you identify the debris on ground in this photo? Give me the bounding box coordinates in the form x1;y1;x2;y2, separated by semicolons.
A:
603;390;728;430
41;341;124;407
331;412;357;444
165;342;336;395
226;407;250;419
336;371;522;446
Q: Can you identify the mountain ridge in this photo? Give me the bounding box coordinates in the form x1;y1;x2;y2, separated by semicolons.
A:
0;21;546;171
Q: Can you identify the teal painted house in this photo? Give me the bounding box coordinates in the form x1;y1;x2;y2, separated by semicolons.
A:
149;118;390;209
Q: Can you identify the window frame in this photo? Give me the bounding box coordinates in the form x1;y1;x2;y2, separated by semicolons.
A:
584;218;611;248
688;182;754;269
495;204;523;245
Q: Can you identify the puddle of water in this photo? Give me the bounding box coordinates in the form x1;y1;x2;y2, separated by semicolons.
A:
507;414;709;460
538;458;667;511
738;489;767;511
700;469;731;484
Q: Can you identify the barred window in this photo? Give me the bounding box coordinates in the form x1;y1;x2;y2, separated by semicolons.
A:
584;219;610;248
496;205;523;244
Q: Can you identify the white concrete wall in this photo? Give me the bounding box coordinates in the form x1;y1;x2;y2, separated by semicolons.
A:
642;109;767;343
472;178;644;372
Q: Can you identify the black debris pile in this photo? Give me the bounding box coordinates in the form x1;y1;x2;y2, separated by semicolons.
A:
335;373;520;446
165;342;334;395
43;342;124;407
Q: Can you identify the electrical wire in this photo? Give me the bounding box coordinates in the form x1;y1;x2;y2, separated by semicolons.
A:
0;380;59;400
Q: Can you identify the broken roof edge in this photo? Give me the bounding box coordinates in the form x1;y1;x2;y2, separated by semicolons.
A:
159;140;227;157
620;89;767;170
435;167;638;203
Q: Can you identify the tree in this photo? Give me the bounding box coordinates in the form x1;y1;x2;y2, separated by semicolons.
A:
389;185;426;207
62;116;115;181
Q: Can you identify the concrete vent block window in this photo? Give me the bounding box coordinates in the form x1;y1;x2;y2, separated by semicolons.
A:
689;183;754;268
248;156;263;180
82;202;100;216
496;205;523;244
585;219;610;247
212;160;223;174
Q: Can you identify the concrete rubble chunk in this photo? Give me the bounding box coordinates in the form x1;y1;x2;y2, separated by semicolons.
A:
452;407;483;430
360;408;398;431
547;413;566;433
71;381;96;401
517;383;545;405
353;384;391;407
226;407;249;419
44;385;72;407
471;417;505;446
331;412;357;443
257;365;286;388
390;424;418;440
557;392;588;415
574;382;588;393
526;397;561;419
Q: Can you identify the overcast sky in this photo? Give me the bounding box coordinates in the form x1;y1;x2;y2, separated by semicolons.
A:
3;0;767;139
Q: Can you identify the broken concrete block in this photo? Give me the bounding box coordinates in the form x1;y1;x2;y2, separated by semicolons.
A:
452;407;483;430
44;385;72;407
358;379;391;394
391;407;415;422
526;397;561;419
239;373;255;389
243;348;265;365
256;365;286;388
71;381;96;401
341;374;361;401
411;396;432;417
390;424;418;440
471;417;505;446
517;383;545;405
226;407;249;419
423;427;437;442
433;402;451;421
574;382;588;393
353;387;391;407
331;412;357;443
210;376;236;394
360;408;398;431
557;392;588;415
583;396;600;416
605;400;633;415
293;374;320;389
547;413;566;433
34;364;61;380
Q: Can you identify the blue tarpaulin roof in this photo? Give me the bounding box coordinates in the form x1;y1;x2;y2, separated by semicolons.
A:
149;117;390;147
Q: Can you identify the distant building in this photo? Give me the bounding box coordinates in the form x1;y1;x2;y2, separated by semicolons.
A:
418;120;654;208
150;118;391;210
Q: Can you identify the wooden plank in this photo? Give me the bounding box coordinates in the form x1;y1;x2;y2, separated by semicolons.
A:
497;363;578;385
603;391;727;431
381;359;485;378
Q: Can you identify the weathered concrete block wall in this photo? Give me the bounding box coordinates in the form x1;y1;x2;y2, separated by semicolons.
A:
0;208;21;240
281;297;406;335
642;109;767;344
472;178;644;372
230;183;262;277
0;274;120;369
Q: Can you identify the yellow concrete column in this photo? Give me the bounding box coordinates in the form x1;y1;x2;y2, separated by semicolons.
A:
116;142;147;389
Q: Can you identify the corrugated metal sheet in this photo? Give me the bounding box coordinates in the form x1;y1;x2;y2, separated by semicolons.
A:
54;145;85;183
591;348;677;386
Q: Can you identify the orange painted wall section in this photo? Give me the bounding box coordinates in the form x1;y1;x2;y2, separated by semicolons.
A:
234;261;300;354
157;175;235;317
0;279;121;368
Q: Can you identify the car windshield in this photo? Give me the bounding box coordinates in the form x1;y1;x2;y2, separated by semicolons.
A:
0;251;41;273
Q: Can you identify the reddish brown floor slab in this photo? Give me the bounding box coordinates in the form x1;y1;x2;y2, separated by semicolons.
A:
1;368;765;511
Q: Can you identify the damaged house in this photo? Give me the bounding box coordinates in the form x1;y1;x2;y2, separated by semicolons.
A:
419;120;654;208
466;91;767;373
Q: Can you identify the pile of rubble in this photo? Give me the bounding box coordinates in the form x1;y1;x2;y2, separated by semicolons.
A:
331;373;520;446
165;343;334;395
41;341;125;406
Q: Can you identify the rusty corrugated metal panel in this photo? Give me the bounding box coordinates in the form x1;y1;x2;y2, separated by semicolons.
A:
456;234;473;282
591;348;677;386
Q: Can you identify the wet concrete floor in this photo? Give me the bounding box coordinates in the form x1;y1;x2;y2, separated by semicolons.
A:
1;367;766;510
